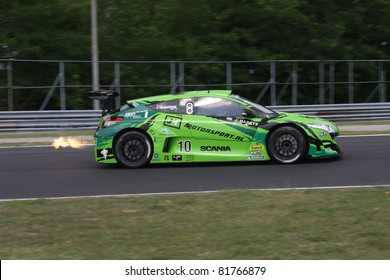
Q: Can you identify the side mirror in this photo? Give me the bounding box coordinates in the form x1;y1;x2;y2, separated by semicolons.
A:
241;108;256;118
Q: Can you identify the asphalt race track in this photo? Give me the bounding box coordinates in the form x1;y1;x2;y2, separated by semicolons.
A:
1;135;389;200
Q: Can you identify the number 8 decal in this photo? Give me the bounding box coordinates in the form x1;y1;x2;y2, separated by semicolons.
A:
185;102;194;115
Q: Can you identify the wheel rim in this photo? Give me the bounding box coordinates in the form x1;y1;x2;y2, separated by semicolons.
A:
115;132;152;168
123;138;146;162
274;133;299;158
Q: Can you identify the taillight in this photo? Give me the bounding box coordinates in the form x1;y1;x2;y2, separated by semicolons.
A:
103;117;124;127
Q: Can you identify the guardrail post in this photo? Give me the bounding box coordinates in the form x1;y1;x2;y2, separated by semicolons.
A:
379;61;386;102
179;62;185;92
270;61;276;105
40;73;61;110
348;61;354;103
115;61;121;107
59;61;66;110
170;61;176;93
319;62;325;104
7;59;13;111
329;61;335;104
292;61;298;105
226;62;232;90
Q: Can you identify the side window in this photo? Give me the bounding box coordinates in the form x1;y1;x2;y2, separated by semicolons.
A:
193;97;245;117
148;100;179;114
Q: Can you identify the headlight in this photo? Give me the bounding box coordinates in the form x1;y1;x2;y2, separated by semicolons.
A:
308;123;336;133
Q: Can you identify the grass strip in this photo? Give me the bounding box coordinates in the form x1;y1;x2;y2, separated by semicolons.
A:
1;187;389;260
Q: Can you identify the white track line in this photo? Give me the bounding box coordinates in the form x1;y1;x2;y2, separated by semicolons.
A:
1;184;389;202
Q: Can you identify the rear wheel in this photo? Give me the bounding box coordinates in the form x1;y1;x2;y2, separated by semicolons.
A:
114;131;153;168
267;126;306;164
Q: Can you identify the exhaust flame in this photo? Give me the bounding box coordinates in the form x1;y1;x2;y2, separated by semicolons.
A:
51;136;86;149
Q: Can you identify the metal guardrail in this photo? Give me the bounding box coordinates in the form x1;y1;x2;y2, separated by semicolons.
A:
270;103;390;122
0;110;101;133
1;103;390;133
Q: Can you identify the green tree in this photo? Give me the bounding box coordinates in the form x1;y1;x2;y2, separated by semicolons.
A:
1;0;389;109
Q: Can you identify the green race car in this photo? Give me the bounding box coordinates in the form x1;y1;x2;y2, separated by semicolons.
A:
91;90;342;168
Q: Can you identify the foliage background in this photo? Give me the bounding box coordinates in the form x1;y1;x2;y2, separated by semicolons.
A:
0;0;389;109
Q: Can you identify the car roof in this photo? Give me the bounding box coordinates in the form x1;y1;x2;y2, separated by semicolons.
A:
130;90;233;104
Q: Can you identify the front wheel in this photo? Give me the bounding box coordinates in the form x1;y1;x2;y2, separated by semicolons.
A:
114;131;153;168
267;126;306;164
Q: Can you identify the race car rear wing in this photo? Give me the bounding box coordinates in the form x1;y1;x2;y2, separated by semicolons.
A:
88;90;119;116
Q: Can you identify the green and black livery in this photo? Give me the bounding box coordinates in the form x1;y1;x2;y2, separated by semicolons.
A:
90;90;342;168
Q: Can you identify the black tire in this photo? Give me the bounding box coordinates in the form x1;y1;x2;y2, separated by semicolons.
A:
114;131;153;168
267;126;306;164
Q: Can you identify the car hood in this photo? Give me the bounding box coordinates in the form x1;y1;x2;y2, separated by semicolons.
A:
273;112;339;132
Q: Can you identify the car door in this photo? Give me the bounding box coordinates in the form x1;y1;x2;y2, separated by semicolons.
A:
180;96;262;157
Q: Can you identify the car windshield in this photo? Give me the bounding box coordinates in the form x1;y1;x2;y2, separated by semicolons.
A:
231;94;278;116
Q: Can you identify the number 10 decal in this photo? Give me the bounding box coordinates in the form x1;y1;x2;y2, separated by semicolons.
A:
178;140;192;152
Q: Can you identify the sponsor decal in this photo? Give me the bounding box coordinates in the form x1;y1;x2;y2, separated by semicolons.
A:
164;155;170;161
164;116;182;129
96;148;114;161
172;155;182;161
124;110;149;119
250;145;264;150
200;146;231;152
101;148;109;160
247;155;265;159
153;136;163;144
250;150;262;155
151;153;161;162
184;123;244;141
156;104;177;111
226;117;260;127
